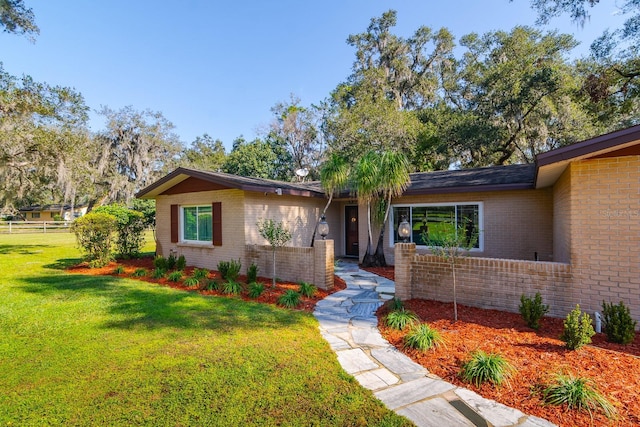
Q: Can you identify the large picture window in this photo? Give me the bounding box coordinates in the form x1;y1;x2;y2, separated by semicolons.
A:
392;203;482;249
182;205;212;242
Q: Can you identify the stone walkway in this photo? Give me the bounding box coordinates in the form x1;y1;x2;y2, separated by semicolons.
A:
313;260;556;427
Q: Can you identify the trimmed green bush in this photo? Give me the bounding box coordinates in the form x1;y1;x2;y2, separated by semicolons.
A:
93;204;145;259
278;290;301;308
390;297;404;311
519;292;549;330
71;212;118;268
561;305;595;350
218;259;241;282
131;268;147;277
248;282;265;299
404;324;444;351
247;263;259;283
183;277;199;288
204;280;220;291
167;271;183;282
460;351;514;387
153;255;168;270
223;280;242;295
192;268;209;281
113;265;125;274
602;301;637;345
385;308;419;330
167;253;177;270
151;267;166;279
299;282;316;298
176;255;187;270
542;373;617;419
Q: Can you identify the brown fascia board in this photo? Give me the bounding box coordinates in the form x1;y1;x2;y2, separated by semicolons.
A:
536;124;640;167
136;167;324;199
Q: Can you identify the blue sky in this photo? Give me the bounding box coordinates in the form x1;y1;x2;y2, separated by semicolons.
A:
0;1;626;151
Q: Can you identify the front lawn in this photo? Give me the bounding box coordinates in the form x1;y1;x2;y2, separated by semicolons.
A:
0;233;410;426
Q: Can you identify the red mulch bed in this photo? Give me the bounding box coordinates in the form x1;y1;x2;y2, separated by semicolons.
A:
67;256;346;313
377;299;640;427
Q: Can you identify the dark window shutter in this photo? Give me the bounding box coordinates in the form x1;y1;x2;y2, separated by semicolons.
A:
212;202;222;246
170;204;179;243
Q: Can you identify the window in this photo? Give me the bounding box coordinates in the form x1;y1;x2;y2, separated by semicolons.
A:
182;205;212;242
392;203;482;249
32;212;40;219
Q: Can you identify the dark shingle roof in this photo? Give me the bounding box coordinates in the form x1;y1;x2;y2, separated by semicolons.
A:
404;164;536;195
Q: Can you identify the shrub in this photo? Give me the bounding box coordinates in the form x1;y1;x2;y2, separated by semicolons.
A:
183;277;199;288
460;351;514;387
204;280;220;291
404;324;444;351
167;253;177;270
153;255;168;270
93;204;145;259
217;259;241;282
131;268;147;277
519;292;549;330
176;255;186;270
561;305;595;350
542;373;617;419
152;268;166;279
248;282;265;299
385;308;419;330
223;280;242;295
247;263;259;283
299;282;316;298
390;297;404;311
167;271;183;282
71;212;118;268
602;301;637;345
278;290;301;308
113;265;125;274
192;268;209;281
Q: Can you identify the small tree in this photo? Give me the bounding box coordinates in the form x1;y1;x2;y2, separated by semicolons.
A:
423;220;477;322
93;204;146;258
257;219;292;287
71;212;118;267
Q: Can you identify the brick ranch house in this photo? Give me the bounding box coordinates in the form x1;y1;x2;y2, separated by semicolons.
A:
137;124;640;321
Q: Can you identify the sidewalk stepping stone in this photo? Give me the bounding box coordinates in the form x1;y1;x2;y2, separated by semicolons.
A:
320;332;351;350
396;398;475;427
352;328;389;347
370;348;427;375
355;368;399;390
336;348;379;374
374;377;456;410
454;388;533;427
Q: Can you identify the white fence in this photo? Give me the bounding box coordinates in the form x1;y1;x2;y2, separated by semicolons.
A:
0;221;72;234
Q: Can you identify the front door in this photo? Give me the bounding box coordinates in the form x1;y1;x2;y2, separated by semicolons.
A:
345;206;359;257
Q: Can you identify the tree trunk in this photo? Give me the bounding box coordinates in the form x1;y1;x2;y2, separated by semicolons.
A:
272;248;276;288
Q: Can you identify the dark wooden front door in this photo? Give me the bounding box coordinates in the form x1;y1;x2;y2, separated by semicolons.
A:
345;206;359;257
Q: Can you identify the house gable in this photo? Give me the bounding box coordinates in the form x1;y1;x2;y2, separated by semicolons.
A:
162;177;231;195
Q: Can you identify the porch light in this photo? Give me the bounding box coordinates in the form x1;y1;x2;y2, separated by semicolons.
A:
318;215;329;240
398;215;411;243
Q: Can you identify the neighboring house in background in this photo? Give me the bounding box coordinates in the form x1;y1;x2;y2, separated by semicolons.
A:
18;204;88;221
138;124;640;320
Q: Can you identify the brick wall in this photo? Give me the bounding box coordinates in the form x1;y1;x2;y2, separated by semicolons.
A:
245;240;334;289
395;244;573;317
569;157;640;319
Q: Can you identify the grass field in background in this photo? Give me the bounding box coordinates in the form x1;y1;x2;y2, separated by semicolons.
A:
0;232;410;426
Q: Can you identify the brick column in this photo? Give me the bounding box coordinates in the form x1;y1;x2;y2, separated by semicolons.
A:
313;239;334;290
394;243;415;300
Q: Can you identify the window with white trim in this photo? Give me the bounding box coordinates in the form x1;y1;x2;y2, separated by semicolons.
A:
391;203;482;249
181;205;212;242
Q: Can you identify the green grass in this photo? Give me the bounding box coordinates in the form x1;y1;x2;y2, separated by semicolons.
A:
0;233;410;426
460;350;515;387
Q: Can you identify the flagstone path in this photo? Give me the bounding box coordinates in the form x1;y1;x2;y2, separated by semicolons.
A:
313;260;556;427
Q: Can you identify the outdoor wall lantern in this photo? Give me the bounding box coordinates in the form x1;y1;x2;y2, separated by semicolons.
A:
398;215;411;243
318;214;329;239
